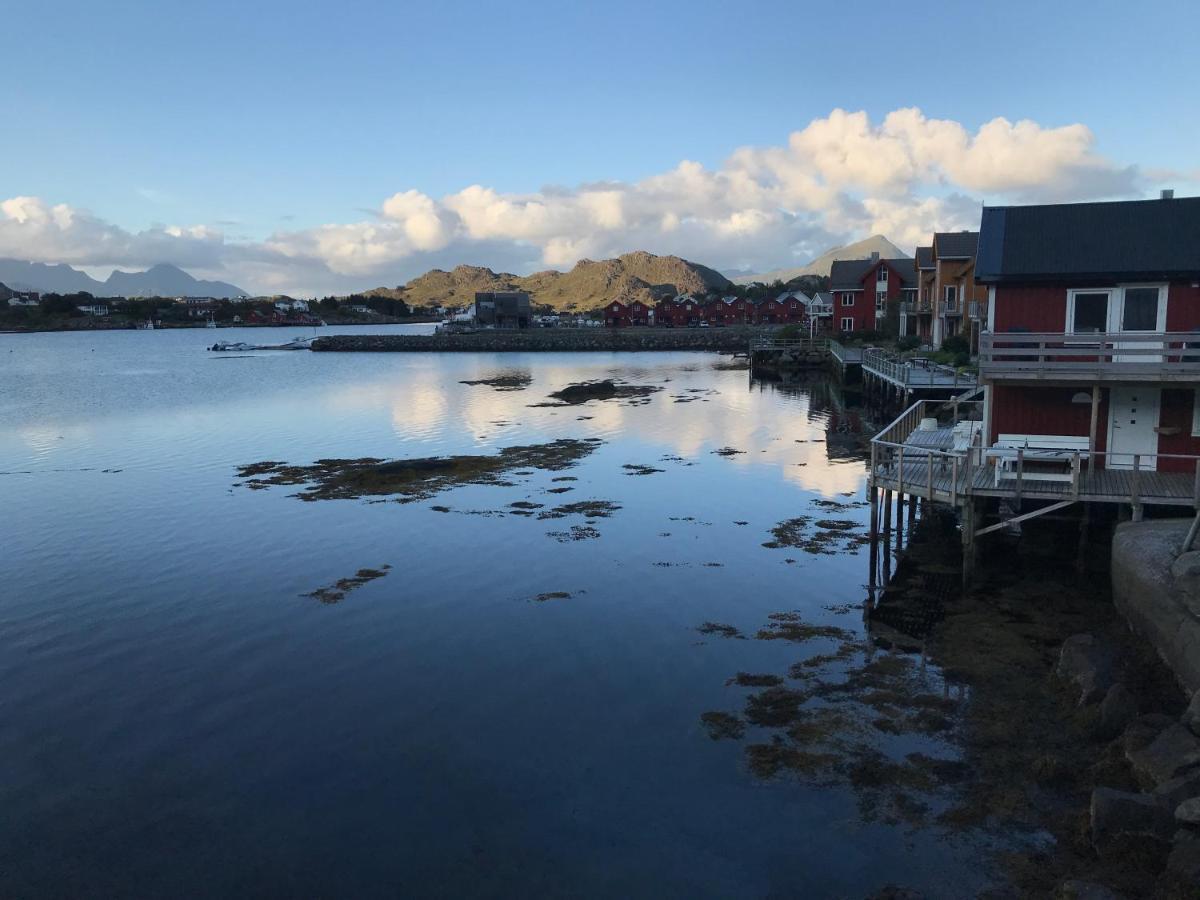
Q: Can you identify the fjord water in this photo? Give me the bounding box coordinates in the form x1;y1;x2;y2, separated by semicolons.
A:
1;327;981;898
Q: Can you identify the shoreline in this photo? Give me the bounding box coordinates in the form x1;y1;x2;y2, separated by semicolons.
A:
0;318;441;334
311;327;769;353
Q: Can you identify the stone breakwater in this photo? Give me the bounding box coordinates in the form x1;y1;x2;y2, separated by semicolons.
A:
311;328;760;353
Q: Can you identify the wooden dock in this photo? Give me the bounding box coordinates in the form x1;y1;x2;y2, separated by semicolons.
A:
865;392;1200;586
861;348;976;399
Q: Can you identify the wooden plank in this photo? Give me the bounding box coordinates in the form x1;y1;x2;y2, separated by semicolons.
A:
975;499;1077;538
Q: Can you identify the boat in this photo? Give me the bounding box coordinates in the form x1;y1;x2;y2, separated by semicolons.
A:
136;320;155;330
209;341;257;352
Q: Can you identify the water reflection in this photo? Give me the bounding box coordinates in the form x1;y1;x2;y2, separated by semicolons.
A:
0;341;994;898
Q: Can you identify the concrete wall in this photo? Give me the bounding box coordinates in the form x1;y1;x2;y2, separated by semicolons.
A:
1112;519;1200;694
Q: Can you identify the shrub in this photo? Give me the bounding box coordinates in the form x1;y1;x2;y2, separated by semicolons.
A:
897;335;921;352
941;334;970;355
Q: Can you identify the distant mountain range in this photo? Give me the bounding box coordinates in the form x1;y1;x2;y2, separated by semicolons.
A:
0;259;247;298
368;251;731;312
730;235;910;284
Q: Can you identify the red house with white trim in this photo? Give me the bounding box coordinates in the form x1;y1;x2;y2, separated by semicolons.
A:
829;254;917;334
977;194;1200;474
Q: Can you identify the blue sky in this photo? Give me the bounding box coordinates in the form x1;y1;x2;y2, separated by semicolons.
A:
3;0;1198;294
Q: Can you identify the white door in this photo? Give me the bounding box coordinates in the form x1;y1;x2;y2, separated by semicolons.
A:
1107;387;1160;470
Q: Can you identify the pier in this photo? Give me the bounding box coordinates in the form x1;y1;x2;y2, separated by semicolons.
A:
865;390;1200;586
860;347;976;403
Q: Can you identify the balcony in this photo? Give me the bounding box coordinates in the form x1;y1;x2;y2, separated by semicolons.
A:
942;301;961;317
899;300;932;315
979;332;1200;382
968;300;982;320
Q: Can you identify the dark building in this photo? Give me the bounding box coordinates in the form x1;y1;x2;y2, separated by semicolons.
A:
474;292;532;328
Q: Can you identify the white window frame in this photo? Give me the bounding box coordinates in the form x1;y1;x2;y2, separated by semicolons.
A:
1065;284;1168;335
840;316;854;332
877;267;888;283
876;291;887;310
1193;391;1200;438
841;293;855;307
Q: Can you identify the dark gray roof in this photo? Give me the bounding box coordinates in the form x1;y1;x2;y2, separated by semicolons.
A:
915;246;934;269
933;231;978;259
830;258;916;291
976;197;1200;283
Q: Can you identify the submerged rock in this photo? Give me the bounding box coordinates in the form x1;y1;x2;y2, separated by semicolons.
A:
1090;787;1175;850
1184;690;1200;737
1056;881;1127;900
1098;683;1139;739
1176;796;1200;824
1154;769;1200;807
1056;633;1116;705
1127;723;1200;787
1167;837;1200;883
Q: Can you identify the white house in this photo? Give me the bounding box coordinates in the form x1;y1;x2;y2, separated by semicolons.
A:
7;297;39;307
77;303;110;316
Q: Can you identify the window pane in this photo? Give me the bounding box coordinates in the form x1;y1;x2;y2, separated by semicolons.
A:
1072;293;1108;333
1122;288;1159;331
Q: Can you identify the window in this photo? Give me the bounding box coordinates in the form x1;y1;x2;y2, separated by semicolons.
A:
840;316;854;332
877;267;888;283
842;293;855;307
1068;290;1110;334
876;291;887;311
1122;287;1161;331
944;285;958;310
1194;391;1200;437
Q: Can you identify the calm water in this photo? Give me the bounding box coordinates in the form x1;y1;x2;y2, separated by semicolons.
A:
1;327;987;898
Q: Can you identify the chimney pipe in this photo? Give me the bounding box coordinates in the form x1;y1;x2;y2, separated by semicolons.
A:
1161;189;1175;200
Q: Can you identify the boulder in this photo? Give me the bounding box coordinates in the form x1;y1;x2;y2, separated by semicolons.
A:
1097;683;1139;739
1123;713;1175;755
1167;837;1200;883
1156;769;1200;807
1056;882;1126;900
1056;634;1116;705
1171;552;1200;617
1127;723;1200;787
1184;691;1200;737
1112;520;1200;694
1091;787;1175;850
1177;797;1200;825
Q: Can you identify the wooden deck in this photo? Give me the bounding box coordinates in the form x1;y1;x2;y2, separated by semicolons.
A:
872;455;1198;507
861;348;976;393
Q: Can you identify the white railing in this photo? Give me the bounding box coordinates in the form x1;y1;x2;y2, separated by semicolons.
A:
980;331;1200;379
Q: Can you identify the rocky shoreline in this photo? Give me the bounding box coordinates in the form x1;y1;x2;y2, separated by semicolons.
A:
310;327;761;353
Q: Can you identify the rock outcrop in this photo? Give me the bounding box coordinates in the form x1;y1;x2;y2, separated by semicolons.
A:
1111;520;1200;694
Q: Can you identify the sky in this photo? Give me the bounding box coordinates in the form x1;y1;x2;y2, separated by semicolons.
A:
3;0;1198;296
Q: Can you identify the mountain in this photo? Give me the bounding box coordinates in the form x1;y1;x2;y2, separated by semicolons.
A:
375;251;732;312
731;235;910;285
0;259;247;298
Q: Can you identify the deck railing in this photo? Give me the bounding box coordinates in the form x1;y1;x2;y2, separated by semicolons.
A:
862;347;976;388
828;338;863;365
979;331;1200;380
748;336;830;352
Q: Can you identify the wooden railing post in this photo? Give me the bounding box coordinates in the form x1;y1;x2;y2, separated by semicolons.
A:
951;455;959;507
1071;452;1080;498
897;446;905;495
1015;447;1024;503
926;452;934;500
1131;454;1141;511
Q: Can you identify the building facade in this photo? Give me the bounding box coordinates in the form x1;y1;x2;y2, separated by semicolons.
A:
976;194;1200;473
829;254;917;335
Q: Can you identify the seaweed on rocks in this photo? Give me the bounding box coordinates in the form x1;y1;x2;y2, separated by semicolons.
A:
458;373;532;391
303;565;392;604
235;438;602;503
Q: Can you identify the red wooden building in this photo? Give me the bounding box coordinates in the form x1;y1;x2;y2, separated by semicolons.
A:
604;299;653;327
829;254;917;334
977;194;1200;473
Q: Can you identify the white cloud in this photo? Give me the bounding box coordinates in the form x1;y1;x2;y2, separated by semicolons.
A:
0;108;1163;295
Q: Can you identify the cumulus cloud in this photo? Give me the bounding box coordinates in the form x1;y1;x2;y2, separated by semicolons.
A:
0;108;1162;294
